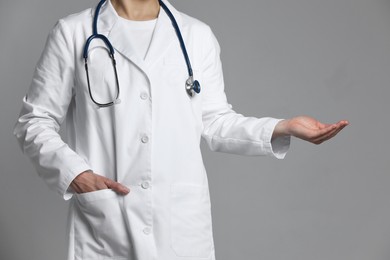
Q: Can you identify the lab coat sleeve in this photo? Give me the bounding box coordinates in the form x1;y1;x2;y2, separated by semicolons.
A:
200;26;291;159
13;19;91;200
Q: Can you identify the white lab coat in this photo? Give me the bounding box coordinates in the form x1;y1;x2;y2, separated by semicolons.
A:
13;0;291;259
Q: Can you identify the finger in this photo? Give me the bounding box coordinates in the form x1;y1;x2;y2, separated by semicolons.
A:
319;123;332;129
70;182;83;194
330;121;349;135
325;125;345;141
307;124;338;140
309;125;339;143
104;178;129;194
339;120;349;125
316;120;333;129
313;124;347;144
96;181;110;190
104;178;130;195
316;123;347;143
334;120;349;129
308;120;349;143
71;172;106;193
319;120;348;130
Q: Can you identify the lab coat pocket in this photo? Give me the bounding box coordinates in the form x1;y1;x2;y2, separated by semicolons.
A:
170;183;214;258
74;189;132;259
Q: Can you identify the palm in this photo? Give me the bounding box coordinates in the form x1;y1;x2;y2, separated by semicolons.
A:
287;116;348;144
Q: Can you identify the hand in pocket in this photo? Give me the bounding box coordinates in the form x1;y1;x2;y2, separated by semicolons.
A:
70;170;130;195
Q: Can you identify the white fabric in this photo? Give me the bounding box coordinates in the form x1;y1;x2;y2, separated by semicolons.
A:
118;16;157;60
13;0;291;259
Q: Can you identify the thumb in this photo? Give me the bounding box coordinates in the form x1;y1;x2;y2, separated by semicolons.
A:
103;178;130;195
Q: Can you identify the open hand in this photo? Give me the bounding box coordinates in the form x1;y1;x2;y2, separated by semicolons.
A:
273;116;349;144
70;170;130;195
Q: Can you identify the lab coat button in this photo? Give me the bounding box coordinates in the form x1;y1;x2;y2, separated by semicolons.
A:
140;92;148;100
143;227;151;235
141;181;150;189
141;135;149;143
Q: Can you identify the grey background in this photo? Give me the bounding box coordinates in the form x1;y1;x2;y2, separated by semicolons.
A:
1;0;389;259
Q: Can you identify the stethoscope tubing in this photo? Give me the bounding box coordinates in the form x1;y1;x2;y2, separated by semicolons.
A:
159;0;193;77
83;0;200;108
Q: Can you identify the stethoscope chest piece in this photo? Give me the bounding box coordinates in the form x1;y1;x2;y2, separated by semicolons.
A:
186;76;201;97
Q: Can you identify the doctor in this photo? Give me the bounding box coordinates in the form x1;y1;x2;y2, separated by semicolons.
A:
13;0;348;259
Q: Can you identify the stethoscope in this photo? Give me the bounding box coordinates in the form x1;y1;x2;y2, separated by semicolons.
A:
83;0;201;108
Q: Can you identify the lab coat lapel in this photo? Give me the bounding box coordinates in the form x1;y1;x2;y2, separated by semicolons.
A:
143;0;182;69
97;0;182;73
98;0;145;72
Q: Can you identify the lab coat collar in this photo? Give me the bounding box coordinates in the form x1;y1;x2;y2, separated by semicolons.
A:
93;0;182;73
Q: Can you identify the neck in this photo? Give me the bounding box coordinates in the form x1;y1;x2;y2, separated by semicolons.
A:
111;0;160;21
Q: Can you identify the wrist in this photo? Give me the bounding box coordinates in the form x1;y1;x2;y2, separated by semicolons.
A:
272;119;291;141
